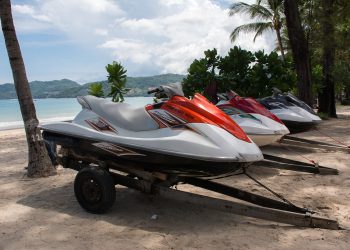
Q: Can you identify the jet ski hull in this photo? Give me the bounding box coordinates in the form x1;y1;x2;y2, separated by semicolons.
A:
43;131;247;177
248;133;284;147
268;107;319;133
280;120;318;133
259;89;322;133
217;104;289;146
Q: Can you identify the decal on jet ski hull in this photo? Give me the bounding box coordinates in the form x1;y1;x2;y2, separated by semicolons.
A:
92;142;146;157
148;109;186;127
85;117;118;134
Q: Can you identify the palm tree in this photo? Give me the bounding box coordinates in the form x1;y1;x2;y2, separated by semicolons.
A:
0;0;56;177
106;61;129;102
229;0;285;60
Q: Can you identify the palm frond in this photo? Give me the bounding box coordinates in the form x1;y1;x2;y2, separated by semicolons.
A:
267;0;284;12
229;2;272;20
229;2;251;15
230;22;273;42
253;22;273;41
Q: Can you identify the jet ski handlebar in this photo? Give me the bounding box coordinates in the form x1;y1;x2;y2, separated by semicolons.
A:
148;83;185;98
147;88;160;94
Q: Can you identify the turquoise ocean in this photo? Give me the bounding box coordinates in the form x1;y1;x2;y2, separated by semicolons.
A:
0;97;153;130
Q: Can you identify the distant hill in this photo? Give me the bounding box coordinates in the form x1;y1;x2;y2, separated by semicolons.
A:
0;74;185;99
0;79;80;99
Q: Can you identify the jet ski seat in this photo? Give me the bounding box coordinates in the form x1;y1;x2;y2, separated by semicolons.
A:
77;96;159;131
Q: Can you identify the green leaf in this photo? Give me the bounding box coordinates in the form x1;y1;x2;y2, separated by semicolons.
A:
88;82;104;97
106;61;128;102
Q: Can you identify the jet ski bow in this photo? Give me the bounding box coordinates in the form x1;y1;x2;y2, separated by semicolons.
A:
216;91;290;146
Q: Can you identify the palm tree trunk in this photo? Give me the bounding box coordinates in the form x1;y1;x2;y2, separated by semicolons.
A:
318;0;337;117
284;0;313;106
275;29;285;61
0;0;56;177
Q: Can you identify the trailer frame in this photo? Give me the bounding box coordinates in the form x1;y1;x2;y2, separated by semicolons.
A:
280;135;350;153
59;147;341;230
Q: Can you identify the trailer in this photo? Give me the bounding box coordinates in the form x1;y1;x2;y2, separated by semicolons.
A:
250;133;346;176
57;146;341;230
254;153;339;175
280;135;350;153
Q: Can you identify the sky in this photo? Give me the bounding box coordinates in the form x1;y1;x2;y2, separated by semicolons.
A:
0;0;275;84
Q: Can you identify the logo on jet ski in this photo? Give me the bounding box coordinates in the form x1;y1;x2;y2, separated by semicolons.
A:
85;117;118;134
92;142;145;157
148;109;185;127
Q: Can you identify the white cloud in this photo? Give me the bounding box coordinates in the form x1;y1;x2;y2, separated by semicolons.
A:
94;28;109;36
104;0;274;74
13;4;35;15
12;0;124;38
11;0;276;76
101;38;152;63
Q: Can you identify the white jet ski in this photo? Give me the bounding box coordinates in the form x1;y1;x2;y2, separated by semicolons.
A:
216;92;289;146
259;88;321;132
40;83;263;178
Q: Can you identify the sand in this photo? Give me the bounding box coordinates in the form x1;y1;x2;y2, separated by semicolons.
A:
1;107;350;249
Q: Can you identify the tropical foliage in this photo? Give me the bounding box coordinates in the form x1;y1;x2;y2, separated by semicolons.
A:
229;0;350;116
183;46;296;100
229;0;285;59
182;49;221;98
88;82;104;97
106;61;129;102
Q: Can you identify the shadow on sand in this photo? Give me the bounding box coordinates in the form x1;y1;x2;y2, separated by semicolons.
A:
16;175;298;234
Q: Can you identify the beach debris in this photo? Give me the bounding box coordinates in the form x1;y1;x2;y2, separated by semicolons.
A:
151;214;158;220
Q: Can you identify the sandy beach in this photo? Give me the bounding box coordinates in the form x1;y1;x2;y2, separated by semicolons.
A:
1;107;350;249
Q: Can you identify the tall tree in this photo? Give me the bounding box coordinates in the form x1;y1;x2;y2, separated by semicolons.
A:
318;0;337;117
0;0;56;177
229;0;286;60
284;0;313;106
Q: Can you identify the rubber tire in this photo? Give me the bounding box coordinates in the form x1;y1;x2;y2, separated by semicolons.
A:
74;167;116;214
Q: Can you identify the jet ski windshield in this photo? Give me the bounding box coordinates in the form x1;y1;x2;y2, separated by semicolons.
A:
148;82;184;98
161;82;184;97
284;93;316;115
271;87;316;114
223;90;284;124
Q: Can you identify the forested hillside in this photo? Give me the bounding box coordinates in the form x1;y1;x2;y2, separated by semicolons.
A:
0;74;185;99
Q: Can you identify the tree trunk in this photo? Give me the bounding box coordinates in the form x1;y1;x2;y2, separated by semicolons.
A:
0;0;56;177
345;86;350;99
275;28;285;61
318;0;337;117
284;0;313;106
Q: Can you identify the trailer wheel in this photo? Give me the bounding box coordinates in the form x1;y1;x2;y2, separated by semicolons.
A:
74;167;116;214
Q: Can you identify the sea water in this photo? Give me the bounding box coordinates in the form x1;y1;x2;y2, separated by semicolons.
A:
0;97;153;130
